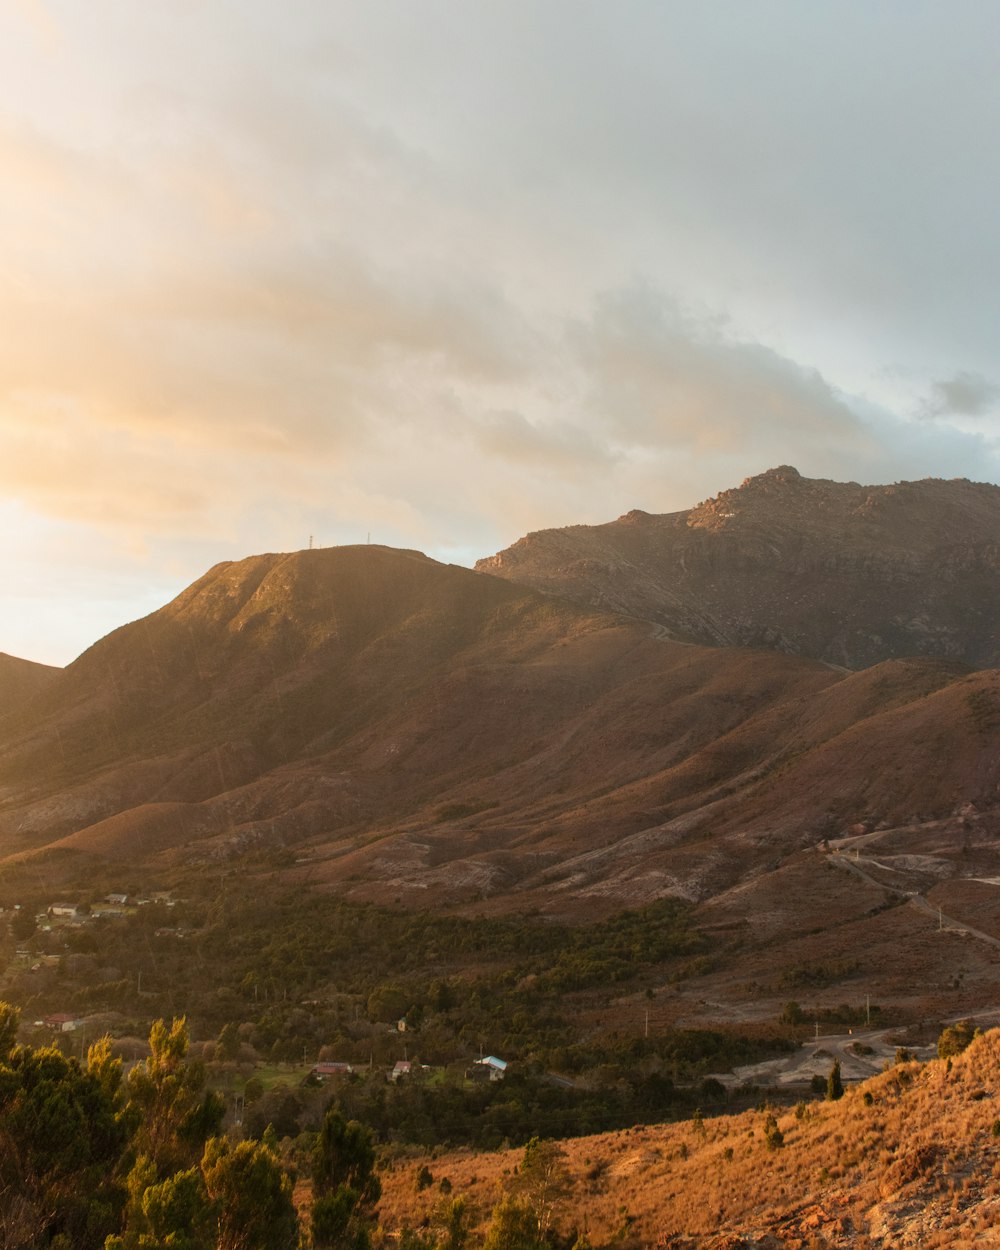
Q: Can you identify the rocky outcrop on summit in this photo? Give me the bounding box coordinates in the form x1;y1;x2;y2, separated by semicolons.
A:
477;467;1000;669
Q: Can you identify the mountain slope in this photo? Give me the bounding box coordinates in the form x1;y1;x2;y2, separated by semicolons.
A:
0;544;839;867
3;542;1000;1025
476;466;1000;669
1;543;999;916
0;651;60;710
381;1027;1000;1249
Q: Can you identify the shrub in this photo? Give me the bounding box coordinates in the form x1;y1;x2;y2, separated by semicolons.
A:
937;1020;977;1060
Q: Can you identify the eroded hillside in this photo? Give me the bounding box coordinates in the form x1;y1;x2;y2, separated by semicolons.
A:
477;466;1000;669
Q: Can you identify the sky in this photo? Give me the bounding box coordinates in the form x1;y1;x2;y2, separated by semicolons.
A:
2;1;1000;666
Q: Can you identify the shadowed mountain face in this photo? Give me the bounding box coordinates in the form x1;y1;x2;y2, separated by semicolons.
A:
477;466;1000;670
0;545;833;874
0;652;61;710
1;539;1000;945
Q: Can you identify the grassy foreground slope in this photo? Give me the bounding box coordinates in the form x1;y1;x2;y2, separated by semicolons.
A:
381;1028;1000;1249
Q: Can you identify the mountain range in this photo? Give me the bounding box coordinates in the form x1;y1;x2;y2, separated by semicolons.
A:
478;464;1000;669
2;467;1000;1024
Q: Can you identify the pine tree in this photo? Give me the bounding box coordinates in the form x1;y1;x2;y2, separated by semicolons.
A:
311;1108;381;1250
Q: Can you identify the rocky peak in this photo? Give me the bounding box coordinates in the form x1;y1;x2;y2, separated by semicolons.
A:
478;468;1000;669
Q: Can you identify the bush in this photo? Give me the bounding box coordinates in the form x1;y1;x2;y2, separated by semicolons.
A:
937;1020;977;1060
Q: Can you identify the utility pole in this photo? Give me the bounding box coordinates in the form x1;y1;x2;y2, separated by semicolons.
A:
309;535;314;550
866;994;870;1027
644;1009;649;1039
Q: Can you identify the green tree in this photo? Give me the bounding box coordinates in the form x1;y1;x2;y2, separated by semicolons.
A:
202;1137;299;1250
107;1156;214;1250
216;1023;241;1063
508;1137;571;1240
780;1001;806;1026
10;907;36;942
124;1018;224;1174
763;1112;784;1150
0;1000;20;1059
938;1019;977;1060
366;984;409;1024
482;1196;545;1250
0;1035;129;1248
826;1059;844;1101
438;1196;470;1250
311;1109;381;1250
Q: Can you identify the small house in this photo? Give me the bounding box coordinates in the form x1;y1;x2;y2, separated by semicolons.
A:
312;1062;354;1079
48;904;84;920
390;1060;412;1082
43;1013;84;1033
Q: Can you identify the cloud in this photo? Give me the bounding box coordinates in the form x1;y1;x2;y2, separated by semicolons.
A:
921;371;1000;420
3;2;1000;664
572;287;878;467
474;410;611;472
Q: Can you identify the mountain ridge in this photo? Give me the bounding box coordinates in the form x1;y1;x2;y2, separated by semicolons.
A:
2;471;1000;1028
476;466;1000;669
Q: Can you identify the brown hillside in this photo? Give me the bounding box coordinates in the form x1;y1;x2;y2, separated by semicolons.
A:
476;466;1000;669
3;542;1000;1025
379;1028;1000;1248
0;651;61;710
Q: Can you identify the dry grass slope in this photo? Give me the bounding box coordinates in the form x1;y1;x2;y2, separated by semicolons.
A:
380;1029;1000;1248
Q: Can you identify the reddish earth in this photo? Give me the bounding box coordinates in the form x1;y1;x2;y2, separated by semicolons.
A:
478;465;1000;670
2;470;1000;1023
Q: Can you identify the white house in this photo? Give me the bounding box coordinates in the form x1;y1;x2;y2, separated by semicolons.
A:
477;1055;508;1081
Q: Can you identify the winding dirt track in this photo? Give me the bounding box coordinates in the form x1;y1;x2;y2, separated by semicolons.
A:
827;846;1000;950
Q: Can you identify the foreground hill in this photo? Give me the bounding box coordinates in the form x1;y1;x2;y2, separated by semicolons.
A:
477;466;1000;669
380;1027;1000;1249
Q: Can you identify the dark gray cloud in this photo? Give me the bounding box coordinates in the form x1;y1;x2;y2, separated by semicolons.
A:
922;371;1000;420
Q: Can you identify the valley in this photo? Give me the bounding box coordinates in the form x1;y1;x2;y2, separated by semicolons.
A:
2;467;1000;1245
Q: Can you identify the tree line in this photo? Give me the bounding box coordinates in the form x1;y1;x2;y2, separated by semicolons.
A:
0;1005;376;1250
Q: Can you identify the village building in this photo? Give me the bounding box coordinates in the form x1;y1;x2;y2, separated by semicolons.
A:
311;1061;354;1079
43;1013;84;1032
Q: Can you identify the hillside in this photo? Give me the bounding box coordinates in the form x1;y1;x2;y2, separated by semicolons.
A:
0;544;839;872
0;651;61;710
380;1027;1000;1249
477;466;1000;670
1;539;1000;1026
